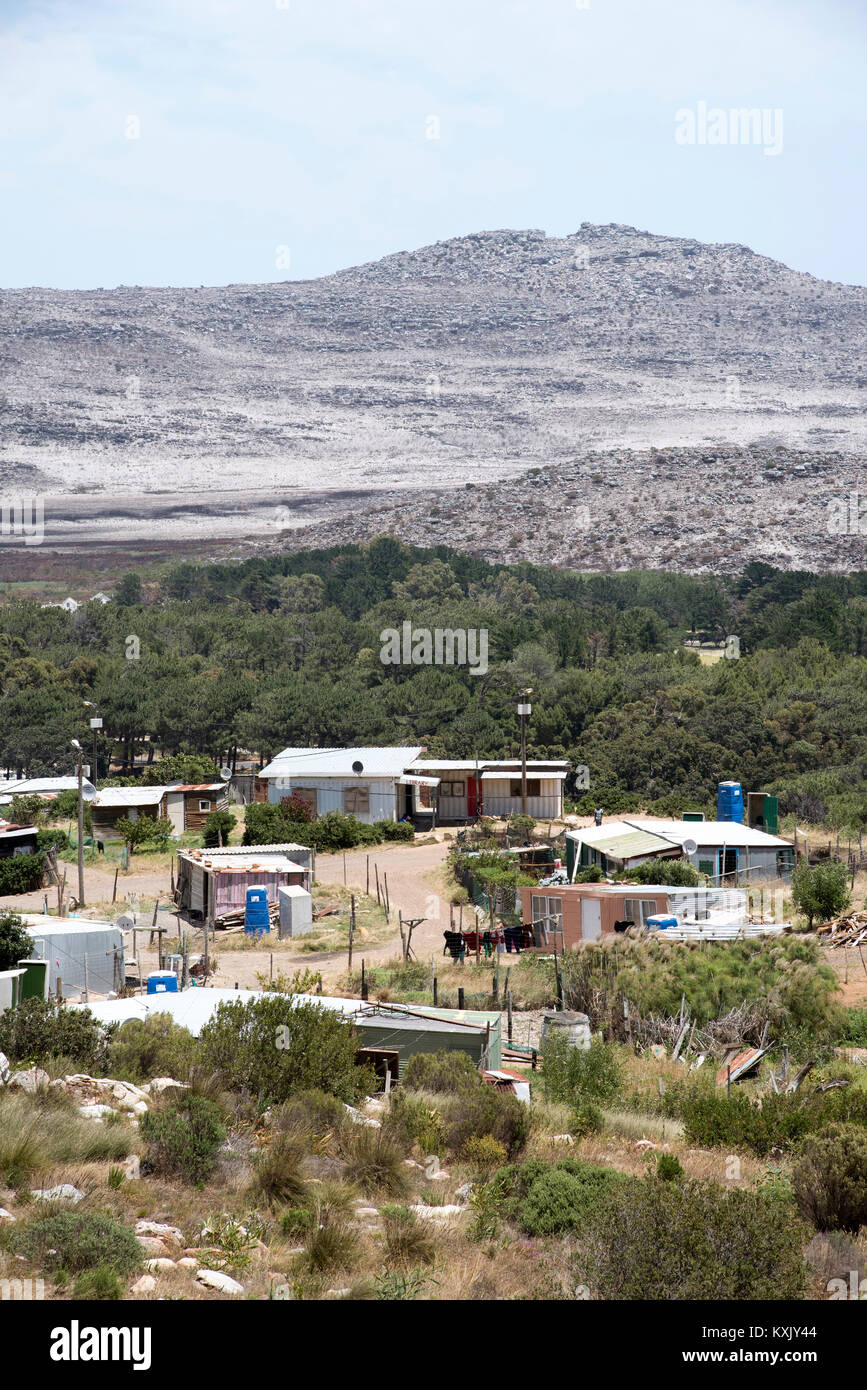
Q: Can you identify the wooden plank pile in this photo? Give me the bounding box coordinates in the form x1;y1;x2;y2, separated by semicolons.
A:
818;910;867;948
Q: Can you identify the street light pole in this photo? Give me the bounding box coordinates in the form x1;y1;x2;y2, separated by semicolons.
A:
517;689;532;817
71;740;85;909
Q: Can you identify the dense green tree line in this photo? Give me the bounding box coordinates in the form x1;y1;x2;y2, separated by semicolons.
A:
1;542;865;829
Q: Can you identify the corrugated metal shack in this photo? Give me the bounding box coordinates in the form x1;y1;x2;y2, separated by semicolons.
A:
176;844;312;920
20;915;125;999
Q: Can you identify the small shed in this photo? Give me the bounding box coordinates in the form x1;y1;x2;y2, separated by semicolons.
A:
277;885;313;938
20;916;125;999
0;823;39;858
91;785;169;840
177;844;312;920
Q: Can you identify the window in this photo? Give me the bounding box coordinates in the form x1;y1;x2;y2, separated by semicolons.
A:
623;898;661;928
531;894;563;922
440;780;465;798
344;785;370;814
198;800;212;812
510;778;541;798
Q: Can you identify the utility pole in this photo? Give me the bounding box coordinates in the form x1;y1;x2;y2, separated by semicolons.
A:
71;739;85;909
517;688;532;816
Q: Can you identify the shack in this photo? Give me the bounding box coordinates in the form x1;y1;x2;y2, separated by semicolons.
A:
176;844;312;920
0;823;39;858
18;915;125;999
91;786;169;840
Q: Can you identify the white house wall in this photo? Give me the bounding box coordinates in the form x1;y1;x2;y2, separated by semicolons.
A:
476;777;564;821
268;776;399;824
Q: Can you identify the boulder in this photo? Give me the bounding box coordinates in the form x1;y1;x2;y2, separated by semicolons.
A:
78;1103;114;1120
131;1275;156;1294
343;1104;380;1128
144;1258;176;1272
9;1067;50;1093
31;1184;85;1203
135;1220;184;1246
0;1052;9;1084
147;1077;189;1095
178;1257;199;1270
138;1236;172;1258
196;1269;244;1295
408;1204;465;1223
0;1207;16;1223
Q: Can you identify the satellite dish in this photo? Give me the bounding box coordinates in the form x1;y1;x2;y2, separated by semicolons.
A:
220;766;232;781
351;760;364;774
683;838;698;856
116;914;135;932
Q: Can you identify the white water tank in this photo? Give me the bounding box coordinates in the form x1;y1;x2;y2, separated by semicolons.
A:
540;1010;591;1050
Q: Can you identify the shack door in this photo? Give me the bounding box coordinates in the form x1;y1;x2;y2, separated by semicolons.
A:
467;775;480;819
581;898;602;941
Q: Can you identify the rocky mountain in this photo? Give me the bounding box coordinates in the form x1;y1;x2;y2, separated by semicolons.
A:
0;223;865;567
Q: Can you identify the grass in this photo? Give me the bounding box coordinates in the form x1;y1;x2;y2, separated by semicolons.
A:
337;951;557;1012
340;1129;412;1199
0;1093;135;1186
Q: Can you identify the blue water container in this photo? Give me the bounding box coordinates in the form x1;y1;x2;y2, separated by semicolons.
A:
147;970;178;994
645;915;678;932
245;885;271;936
716;781;744;824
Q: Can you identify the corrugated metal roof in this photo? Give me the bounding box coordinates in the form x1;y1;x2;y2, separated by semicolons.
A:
0;776;97;801
586;829;679;861
626;818;791;849
260;746;424;779
93;786;168;807
411;759;570;772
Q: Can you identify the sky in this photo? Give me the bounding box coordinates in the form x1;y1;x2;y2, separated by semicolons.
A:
0;0;864;289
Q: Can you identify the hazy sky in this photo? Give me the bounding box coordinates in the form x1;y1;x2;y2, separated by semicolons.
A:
1;0;864;289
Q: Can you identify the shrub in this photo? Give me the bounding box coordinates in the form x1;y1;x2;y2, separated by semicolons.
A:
840;1008;867;1045
576;1178;808;1300
619;858;701;887
273;1088;348;1147
381;1205;436;1266
674;1085;867;1157
792;1124;867;1234
569;1099;604;1138
104;1013;195;1083
656;1153;684;1182
202;810;237;848
0;851;45;897
541;1034;623;1106
12;1212;141;1275
440;1086;530;1159
401;1050;482;1095
197;996;373;1106
302;1220;359;1275
0;910;33;970
383;1091;445;1157
374;819;415;842
0;1092;131;1185
791;861;851;929
72;1266;123;1300
140;1095;226;1184
341;1128;412;1198
0;997;106;1070
250;1134;309;1208
462;1134;508;1170
495;1158;626;1237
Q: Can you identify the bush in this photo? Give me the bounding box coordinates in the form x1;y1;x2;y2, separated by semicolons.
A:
381;1205;436;1266
840;1009;867;1045
273;1088;348;1146
792;1124;867;1234
0;910;32;971
492;1157;625;1236
0;851;45;896
383;1091;445;1156
462;1134;508;1170
0;996;106;1070
302;1219;359;1275
104;1013;195;1083
791;861;851;929
541;1034;623;1106
619;858;701;887
401;1050;482;1096
675;1084;867;1157
140;1095;226;1184
197;996;374;1107
341;1128;412;1198
440;1086;530;1158
12;1212;141;1275
72;1266;123;1300
374;819;415;842
656;1153;684;1182
202;810;237;848
576;1177;808;1300
569;1099;604;1138
250;1134;309;1208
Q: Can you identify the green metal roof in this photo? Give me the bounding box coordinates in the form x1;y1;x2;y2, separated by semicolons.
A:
595;830;677;861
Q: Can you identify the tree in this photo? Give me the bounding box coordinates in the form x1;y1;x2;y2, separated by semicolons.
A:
114;573;143;607
0;911;32;971
792;1124;867;1234
791;860;851;929
202;809;237;847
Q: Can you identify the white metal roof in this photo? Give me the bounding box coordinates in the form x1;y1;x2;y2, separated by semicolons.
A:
259;746;424;779
93;785;168;808
183;852;307;874
0;776;97;801
411;759;570;772
625;818;791;849
479;769;568;781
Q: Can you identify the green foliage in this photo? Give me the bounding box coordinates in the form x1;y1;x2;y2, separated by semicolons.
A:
462;1134;508;1169
0;1091;131;1185
197;996;374;1106
576;1177;808;1300
0;910;32;970
0;996;106;1069
0;851;45;896
202;809;237;848
381;1205;437;1266
12;1212;141;1275
104;1012;195;1083
383;1091;445;1156
250;1134;310;1208
373;1266;439;1300
656;1152;685;1181
113;813;173;852
140;1095;226;1184
840;1009;867;1045
72;1265;123;1299
491;1157;626;1235
569;1099;604;1137
619;858;701;887
676;1083;867;1157
273;1088;348;1146
792;1123;867;1233
9;793;50;826
791;860;851;929
439;1086;530;1158
341;1128;412;1198
401;1049;482;1095
373;819;415;841
541;1034;624;1105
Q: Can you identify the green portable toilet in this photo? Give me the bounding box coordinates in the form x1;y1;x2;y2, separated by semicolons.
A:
18;959;49;1001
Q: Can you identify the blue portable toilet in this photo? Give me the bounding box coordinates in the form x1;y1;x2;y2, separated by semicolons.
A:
245;885;270;936
716;781;744;824
147;970;178;994
645;915;678;932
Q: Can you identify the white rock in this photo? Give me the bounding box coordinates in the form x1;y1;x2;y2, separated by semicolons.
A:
454;1182;474;1203
9;1067;50;1093
148;1077;188;1094
178;1257;199;1270
408;1204;464;1222
135;1220;184;1245
196;1269;244;1295
31;1184;85;1203
343;1104;380;1128
0;1207;16;1222
138;1237;171;1258
144;1258;176;1272
635;1139;657;1150
354;1206;380;1219
327;1288;350;1297
78;1103;114;1120
427;1169;451;1181
552;1133;575;1145
131;1275;156;1294
0;1051;9;1084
